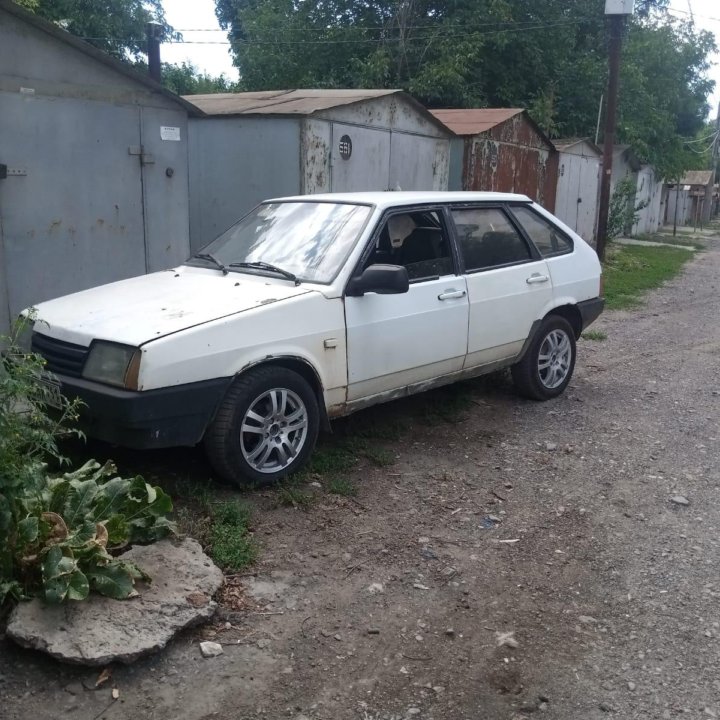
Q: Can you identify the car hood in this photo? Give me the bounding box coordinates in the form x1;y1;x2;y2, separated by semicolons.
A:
31;266;313;347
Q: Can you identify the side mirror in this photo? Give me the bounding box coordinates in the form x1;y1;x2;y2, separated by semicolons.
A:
346;264;409;297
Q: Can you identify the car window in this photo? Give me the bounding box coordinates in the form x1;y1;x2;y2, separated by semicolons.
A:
451;207;532;271
363;210;454;282
189;201;372;284
511;206;573;257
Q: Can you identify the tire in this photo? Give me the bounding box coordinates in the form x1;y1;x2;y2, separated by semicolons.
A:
204;366;320;486
511;315;576;401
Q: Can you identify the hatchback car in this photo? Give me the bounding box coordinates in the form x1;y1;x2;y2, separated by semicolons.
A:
27;192;603;485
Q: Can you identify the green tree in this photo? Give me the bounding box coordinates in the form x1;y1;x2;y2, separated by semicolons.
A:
214;0;715;177
159;62;235;95
18;0;177;61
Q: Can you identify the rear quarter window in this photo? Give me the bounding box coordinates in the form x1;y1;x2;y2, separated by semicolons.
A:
511;206;573;258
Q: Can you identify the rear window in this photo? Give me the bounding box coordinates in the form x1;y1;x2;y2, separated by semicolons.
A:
511;206;573;257
451;207;532;271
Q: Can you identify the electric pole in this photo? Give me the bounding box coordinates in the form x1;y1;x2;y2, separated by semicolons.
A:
595;0;634;262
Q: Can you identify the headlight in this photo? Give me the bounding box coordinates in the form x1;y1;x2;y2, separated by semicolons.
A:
82;341;141;390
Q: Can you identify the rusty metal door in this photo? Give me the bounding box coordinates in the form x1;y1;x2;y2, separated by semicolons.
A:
330;123;390;191
0;93;146;322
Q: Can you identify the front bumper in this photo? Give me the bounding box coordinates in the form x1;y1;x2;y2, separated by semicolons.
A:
55;375;232;449
577;297;605;330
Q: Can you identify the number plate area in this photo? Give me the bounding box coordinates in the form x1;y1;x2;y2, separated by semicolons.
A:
39;374;63;409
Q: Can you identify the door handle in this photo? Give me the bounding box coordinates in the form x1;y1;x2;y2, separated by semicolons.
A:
438;289;467;300
526;274;549;285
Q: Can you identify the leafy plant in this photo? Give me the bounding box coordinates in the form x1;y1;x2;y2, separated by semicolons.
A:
1;320;175;606
608;177;650;241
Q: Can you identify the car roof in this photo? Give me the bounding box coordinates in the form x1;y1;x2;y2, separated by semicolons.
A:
265;191;533;208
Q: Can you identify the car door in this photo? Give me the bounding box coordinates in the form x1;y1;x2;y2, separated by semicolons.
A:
344;207;469;402
449;205;553;369
508;205;592;302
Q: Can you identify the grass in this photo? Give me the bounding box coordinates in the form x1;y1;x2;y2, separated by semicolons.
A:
582;329;607;341
419;382;475;424
633;233;705;250
603;244;694;310
362;446;395;467
328;476;358;497
209;500;257;571
174;489;257;572
275;483;315;509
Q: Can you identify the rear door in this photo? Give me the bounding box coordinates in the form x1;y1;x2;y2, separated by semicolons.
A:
449;205;553;368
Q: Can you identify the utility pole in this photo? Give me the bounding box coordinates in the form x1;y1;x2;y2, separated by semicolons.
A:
595;0;634;262
146;22;163;84
713;101;720;218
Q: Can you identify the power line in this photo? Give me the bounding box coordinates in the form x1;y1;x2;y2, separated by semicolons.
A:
665;7;720;23
173;18;596;33
151;19;591;46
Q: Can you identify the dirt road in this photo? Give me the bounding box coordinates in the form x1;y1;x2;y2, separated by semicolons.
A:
2;236;719;720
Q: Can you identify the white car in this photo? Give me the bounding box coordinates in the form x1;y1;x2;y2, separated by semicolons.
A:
28;192;603;485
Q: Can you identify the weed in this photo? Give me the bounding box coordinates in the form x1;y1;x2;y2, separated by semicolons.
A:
210;524;257;571
175;506;213;545
603;244;693;310
275;483;315;509
305;444;357;474
208;500;257;572
420;383;474;424
363;446;395;467
582;329;607;341
328;477;358;497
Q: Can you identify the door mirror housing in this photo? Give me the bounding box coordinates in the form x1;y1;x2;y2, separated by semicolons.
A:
346;264;410;297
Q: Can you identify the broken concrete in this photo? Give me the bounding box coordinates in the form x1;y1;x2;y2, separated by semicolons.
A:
7;538;223;666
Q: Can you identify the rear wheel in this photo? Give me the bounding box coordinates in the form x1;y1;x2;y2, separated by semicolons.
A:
204;366;320;486
512;315;576;401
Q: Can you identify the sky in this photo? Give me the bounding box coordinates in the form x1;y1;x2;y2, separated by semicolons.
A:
161;0;719;119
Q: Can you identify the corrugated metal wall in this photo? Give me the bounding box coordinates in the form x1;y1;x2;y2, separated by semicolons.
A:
0;8;191;333
461;114;557;211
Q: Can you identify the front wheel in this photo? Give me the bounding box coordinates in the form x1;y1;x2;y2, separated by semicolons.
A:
204;366;320;486
511;316;576;401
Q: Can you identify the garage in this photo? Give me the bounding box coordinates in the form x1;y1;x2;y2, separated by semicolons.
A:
184;89;452;251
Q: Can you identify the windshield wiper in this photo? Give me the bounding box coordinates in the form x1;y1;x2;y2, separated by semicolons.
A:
228;261;300;285
191;252;228;275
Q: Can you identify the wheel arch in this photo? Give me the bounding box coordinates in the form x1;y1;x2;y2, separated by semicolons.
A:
235;355;331;431
546;303;583;339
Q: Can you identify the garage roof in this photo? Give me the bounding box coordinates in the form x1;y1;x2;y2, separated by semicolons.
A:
681;170;713;186
429;108;525;135
184;89;402;116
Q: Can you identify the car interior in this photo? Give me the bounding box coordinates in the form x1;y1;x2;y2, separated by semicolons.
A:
364;211;454;281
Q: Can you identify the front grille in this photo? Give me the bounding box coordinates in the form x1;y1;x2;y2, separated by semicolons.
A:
31;332;89;378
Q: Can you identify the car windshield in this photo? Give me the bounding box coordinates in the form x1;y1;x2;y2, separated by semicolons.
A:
187;201;372;284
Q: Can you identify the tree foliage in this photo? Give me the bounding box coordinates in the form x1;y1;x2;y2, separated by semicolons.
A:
160;62;236;95
18;0;176;61
214;0;716;177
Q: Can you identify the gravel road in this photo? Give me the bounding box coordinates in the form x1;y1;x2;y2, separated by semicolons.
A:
1;234;719;720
